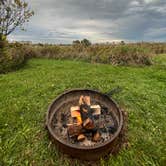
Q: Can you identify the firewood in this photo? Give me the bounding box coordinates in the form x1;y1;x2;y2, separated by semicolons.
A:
77;134;86;141
67;124;82;137
76;116;82;125
93;131;101;142
71;106;80;112
91;105;101;115
80;105;89;121
79;95;84;105
67;123;82;126
70;106;82;124
83;118;95;130
83;118;91;127
79;96;91;105
84;96;91;105
71;110;82;124
82;108;88;113
71;110;81;118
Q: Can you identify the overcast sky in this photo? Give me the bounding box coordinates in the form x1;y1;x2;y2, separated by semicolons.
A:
9;0;166;43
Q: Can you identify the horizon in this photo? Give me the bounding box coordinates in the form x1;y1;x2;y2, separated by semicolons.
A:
9;0;166;44
8;39;166;45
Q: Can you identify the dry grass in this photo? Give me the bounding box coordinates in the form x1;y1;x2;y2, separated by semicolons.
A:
12;42;158;66
1;42;166;73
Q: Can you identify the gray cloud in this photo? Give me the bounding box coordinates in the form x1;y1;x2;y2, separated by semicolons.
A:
9;0;166;43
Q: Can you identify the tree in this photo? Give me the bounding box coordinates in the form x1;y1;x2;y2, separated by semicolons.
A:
120;41;125;45
81;39;91;47
73;40;81;45
0;0;34;40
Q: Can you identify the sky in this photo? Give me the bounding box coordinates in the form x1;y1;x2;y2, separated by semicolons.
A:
9;0;166;44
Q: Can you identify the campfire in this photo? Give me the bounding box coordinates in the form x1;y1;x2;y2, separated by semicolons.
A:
46;89;124;160
52;95;117;147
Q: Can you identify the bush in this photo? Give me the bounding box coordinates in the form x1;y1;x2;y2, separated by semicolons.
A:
1;41;164;74
109;45;152;65
0;44;26;74
87;45;153;65
81;39;91;47
7;41;163;69
16;43;153;66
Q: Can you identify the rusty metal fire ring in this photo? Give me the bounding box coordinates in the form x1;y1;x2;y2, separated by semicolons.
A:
46;89;124;160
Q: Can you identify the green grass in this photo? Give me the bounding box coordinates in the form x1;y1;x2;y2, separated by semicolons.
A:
0;55;166;166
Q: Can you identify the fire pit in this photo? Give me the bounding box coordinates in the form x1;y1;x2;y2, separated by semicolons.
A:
46;89;124;160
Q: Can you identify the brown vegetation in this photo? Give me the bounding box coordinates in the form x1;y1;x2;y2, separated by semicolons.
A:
0;39;25;73
11;42;159;65
1;41;166;73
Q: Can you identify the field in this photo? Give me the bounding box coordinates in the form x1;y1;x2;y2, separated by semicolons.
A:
0;54;166;166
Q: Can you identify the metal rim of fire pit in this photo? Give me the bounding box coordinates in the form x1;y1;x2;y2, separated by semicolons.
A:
46;88;123;150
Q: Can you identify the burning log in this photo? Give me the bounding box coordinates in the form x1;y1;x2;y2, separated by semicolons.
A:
70;106;82;124
80;104;92;121
66;95;116;144
83;118;95;130
79;96;94;123
67;124;82;137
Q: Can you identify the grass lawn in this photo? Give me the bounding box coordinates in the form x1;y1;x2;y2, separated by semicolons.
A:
0;55;166;166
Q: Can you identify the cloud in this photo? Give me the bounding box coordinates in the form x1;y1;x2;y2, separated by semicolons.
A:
9;0;166;43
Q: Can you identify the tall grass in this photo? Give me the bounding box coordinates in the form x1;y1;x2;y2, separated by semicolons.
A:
15;43;154;66
1;42;166;73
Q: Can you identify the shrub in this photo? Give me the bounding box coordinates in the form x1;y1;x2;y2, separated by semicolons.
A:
81;39;91;47
87;45;153;65
22;45;39;58
16;43;153;66
109;45;152;65
0;43;26;73
40;45;61;58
